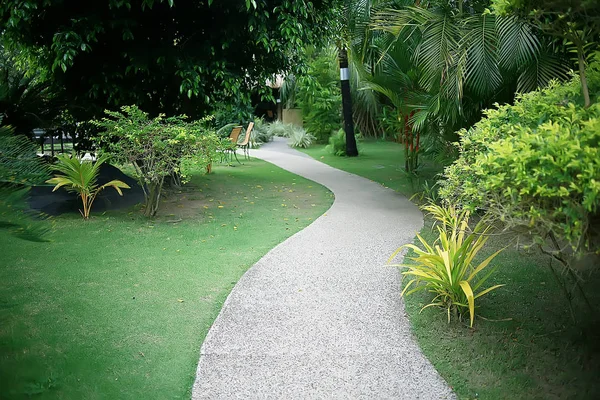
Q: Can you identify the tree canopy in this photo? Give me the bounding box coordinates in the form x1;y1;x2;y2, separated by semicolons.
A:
491;0;600;106
0;0;338;119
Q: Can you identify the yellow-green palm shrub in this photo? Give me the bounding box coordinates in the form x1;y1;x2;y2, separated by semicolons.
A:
388;204;504;327
46;153;130;219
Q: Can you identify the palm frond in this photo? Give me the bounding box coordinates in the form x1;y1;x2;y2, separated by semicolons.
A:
280;74;297;109
0;125;48;184
349;57;382;136
415;12;461;92
0;124;49;241
497;16;540;72
49;153;102;193
463;14;502;97
517;48;570;92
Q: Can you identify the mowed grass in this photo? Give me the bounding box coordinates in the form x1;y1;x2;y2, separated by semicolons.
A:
0;159;333;400
301;140;600;399
298;140;442;197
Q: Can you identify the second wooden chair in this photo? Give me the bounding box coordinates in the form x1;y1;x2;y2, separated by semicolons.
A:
237;122;254;160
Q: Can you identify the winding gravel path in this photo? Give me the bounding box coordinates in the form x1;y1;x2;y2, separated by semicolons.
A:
192;138;455;399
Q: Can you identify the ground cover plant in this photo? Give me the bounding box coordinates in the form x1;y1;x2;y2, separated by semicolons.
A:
0;159;333;399
300;139;600;399
288;126;315;149
326;129;348;156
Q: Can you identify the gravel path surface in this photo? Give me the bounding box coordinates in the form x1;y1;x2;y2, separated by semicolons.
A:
192;138;455;399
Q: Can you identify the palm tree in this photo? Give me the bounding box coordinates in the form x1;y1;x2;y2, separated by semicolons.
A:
372;3;569;122
46;153;130;219
365;1;570;171
334;2;361;156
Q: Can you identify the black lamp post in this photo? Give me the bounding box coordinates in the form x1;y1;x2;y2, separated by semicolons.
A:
339;48;358;157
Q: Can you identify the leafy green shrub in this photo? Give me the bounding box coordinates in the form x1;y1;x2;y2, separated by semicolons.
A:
388;204;504;327
302;86;342;143
46;153;130;219
295;47;342;143
326;129;346;156
266;120;294;138
250;117;273;147
288;127;315;148
93;105;219;217
325;129;362;157
439;67;600;266
211;100;254;128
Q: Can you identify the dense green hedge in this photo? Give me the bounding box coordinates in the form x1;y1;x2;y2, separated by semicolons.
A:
440;61;600;257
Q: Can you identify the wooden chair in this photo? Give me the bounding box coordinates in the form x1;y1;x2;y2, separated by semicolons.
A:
237;122;254;160
223;126;243;164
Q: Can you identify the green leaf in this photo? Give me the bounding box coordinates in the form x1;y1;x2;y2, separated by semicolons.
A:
459;281;475;327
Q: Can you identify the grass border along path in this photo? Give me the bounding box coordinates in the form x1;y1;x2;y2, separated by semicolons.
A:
298;140;442;198
0;159;333;400
299;140;600;400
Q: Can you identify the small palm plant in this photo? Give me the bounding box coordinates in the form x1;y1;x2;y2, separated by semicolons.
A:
388;203;505;327
46;153;130;219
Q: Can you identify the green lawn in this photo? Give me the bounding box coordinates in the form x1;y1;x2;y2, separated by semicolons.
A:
298;140;442;198
0;159;333;400
301;140;600;399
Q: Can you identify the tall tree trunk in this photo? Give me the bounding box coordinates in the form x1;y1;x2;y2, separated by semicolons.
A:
338;47;359;157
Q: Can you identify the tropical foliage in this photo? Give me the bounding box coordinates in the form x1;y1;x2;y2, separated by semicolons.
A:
368;1;569;168
46;153;130;219
0;45;63;136
492;0;600;107
294;47;343;143
266;121;295;138
93;105;219;217
327;128;348;156
439;62;600;279
280;1;571;170
288;126;315;149
250;118;274;147
388;203;504;327
0;0;338;120
0;123;49;240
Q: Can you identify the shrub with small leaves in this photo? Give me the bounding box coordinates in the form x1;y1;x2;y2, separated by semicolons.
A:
93;105;218;217
440;64;600;268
